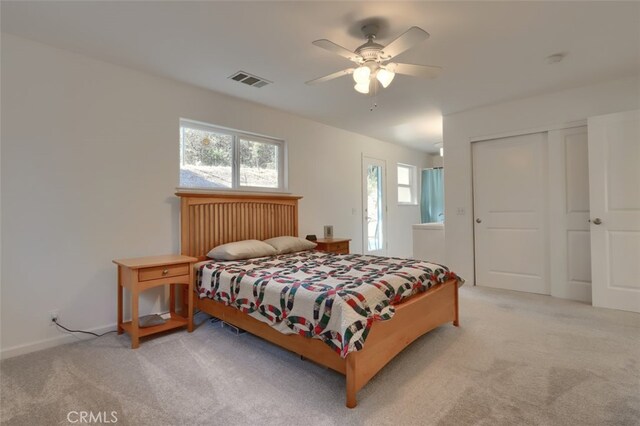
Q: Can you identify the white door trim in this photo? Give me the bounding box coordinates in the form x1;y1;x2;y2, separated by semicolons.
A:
469;119;587;143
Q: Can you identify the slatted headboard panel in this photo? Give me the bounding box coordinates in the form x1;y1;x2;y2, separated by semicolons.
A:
176;192;302;260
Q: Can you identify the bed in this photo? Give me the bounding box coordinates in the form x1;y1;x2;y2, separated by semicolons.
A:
177;192;461;407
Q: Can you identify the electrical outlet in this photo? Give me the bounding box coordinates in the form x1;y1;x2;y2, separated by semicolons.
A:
49;310;59;326
457;207;466;215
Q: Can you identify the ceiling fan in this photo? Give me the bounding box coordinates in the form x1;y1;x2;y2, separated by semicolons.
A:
306;24;441;94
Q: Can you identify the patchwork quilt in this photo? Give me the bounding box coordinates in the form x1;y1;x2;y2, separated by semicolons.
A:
197;251;463;357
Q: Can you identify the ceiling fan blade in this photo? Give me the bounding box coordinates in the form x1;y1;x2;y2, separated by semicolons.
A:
305;68;355;85
380;26;430;60
312;39;361;62
391;63;442;79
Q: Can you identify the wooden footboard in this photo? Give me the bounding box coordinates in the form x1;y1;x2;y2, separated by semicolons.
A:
195;278;459;408
345;279;459;407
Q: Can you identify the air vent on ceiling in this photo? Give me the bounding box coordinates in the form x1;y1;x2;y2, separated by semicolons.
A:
228;71;271;88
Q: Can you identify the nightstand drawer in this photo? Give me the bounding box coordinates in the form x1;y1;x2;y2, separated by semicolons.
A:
138;263;189;281
315;239;350;254
331;242;349;252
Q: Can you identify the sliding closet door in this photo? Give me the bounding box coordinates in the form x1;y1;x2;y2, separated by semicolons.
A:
548;126;592;302
472;133;549;294
588;110;640;313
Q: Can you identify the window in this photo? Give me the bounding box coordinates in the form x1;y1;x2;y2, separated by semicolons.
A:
179;119;286;191
397;163;417;205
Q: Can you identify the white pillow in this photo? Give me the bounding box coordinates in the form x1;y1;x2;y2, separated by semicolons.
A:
207;239;277;261
264;236;317;254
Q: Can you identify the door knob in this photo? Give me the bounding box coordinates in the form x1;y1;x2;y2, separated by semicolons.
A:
476;218;482;223
591;218;603;225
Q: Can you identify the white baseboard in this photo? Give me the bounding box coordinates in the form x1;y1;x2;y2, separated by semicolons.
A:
0;323;117;360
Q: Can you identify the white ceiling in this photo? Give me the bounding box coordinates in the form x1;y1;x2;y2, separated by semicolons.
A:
2;1;639;152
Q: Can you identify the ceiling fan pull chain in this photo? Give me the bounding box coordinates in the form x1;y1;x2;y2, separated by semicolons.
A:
370;79;379;111
370;82;379;111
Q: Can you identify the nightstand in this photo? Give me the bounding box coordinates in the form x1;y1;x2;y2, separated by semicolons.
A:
314;238;351;254
112;254;198;349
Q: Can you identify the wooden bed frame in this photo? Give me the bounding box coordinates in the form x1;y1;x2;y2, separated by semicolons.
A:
177;192;459;408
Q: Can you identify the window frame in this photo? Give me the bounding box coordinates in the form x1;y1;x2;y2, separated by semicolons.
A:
179;118;287;193
397;163;418;206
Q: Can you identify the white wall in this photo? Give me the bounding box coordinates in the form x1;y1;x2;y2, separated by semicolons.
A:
427;154;444;168
0;34;429;357
443;75;640;285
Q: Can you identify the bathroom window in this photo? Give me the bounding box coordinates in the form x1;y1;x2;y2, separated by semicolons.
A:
420;168;444;222
397;163;417;205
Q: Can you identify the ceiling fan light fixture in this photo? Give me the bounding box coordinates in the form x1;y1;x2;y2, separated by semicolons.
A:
308;25;440;95
354;81;370;94
353;66;371;84
376;68;395;88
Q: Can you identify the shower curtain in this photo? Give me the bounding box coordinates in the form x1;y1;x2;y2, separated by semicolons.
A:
420;168;444;223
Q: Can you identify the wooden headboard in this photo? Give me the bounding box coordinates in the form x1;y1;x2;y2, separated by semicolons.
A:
176;192;302;260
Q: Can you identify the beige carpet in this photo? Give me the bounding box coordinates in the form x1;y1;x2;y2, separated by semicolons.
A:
1;286;639;425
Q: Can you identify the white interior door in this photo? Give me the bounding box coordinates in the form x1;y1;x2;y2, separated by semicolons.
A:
472;133;549;294
549;126;592;302
362;156;387;256
588;110;640;313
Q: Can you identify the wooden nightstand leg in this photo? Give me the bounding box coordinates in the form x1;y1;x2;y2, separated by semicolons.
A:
131;285;140;349
187;270;194;332
117;267;124;335
181;285;188;317
169;283;176;315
